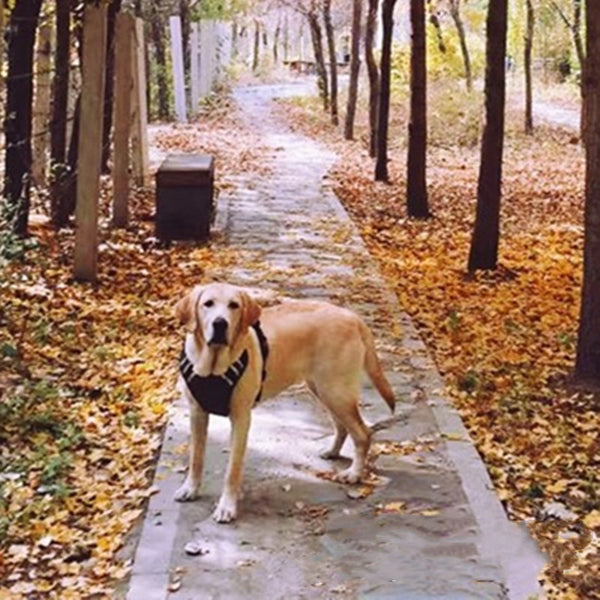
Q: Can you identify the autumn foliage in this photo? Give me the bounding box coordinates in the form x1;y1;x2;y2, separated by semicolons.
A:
279;96;600;599
0;107;266;598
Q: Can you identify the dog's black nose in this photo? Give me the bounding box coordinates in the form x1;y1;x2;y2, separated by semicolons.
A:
210;317;228;345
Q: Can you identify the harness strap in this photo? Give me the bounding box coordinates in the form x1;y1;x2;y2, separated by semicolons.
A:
251;321;269;403
179;349;249;416
179;321;269;415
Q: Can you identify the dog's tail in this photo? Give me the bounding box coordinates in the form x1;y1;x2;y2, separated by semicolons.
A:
359;320;395;413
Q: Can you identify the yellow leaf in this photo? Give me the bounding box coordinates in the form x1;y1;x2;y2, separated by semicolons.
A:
378;501;405;514
583;510;600;529
421;509;440;517
546;479;569;494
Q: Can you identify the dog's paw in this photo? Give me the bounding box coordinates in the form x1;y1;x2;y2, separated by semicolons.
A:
174;480;201;502
335;468;362;484
213;495;237;523
320;449;343;460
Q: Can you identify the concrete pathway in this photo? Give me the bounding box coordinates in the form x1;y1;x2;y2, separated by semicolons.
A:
125;82;546;600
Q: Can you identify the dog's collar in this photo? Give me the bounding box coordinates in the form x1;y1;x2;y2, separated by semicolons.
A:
180;322;269;416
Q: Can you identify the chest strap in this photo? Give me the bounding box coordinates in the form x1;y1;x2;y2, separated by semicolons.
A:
179;321;269;416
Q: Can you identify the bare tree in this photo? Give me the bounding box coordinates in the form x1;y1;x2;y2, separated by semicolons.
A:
467;0;508;271
4;0;43;236
50;0;71;227
365;0;380;157
524;0;534;134
101;0;123;174
344;0;362;139
575;0;600;386
323;0;338;125
407;0;430;218
306;3;329;111
448;0;472;91
375;0;397;182
552;0;585;137
149;3;170;120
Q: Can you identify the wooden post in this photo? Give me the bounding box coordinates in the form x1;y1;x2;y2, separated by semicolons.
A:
32;17;53;187
190;22;200;114
169;15;187;122
112;12;134;228
74;4;107;282
130;17;149;186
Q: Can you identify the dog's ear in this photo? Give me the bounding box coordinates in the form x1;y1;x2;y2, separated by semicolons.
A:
175;285;204;333
241;292;261;330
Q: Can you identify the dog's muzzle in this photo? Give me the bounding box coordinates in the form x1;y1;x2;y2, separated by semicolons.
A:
209;317;228;346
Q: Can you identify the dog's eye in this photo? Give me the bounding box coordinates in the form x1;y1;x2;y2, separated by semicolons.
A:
203;300;214;308
228;301;240;310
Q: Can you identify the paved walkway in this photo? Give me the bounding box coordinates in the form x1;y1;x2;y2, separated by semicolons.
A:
126;82;545;600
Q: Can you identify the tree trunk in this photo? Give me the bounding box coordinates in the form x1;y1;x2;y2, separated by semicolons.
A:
3;0;43;237
449;0;472;92
575;0;600;385
573;0;585;141
32;16;52;188
307;11;329;112
273;15;281;63
101;0;122;174
553;0;585;139
429;11;446;53
150;4;169;120
283;13;289;62
524;0;534;134
179;0;191;75
323;0;338;126
407;0;429;218
50;0;70;166
252;19;260;72
467;0;508;271
365;0;380;157
344;0;362;139
375;0;397;182
49;0;71;227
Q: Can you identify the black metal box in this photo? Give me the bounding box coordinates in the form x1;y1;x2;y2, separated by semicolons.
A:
155;154;215;242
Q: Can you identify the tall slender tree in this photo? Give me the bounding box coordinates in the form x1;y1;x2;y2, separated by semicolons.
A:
323;0;338;125
365;0;380;158
375;0;397;182
4;0;43;237
101;0;123;174
524;0;534;134
344;0;362;139
467;0;508;271
575;0;600;386
49;0;71;227
307;5;329;111
552;0;585;138
149;3;170;120
406;0;430;218
448;0;472;91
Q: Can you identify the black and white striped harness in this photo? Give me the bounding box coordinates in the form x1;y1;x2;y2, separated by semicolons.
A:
179;322;269;417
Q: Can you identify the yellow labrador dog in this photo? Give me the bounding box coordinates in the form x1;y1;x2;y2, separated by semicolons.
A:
174;282;395;523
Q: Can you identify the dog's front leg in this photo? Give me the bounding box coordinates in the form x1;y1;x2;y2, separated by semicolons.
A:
213;411;251;523
175;401;209;502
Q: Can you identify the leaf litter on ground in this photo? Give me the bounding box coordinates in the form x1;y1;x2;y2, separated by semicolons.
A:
275;90;600;600
0;104;269;598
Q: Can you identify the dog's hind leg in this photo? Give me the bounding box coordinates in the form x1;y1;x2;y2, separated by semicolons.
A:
320;415;348;459
308;381;348;459
175;400;209;502
312;384;371;484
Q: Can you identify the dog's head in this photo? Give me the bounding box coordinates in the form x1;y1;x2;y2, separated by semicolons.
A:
175;283;261;348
